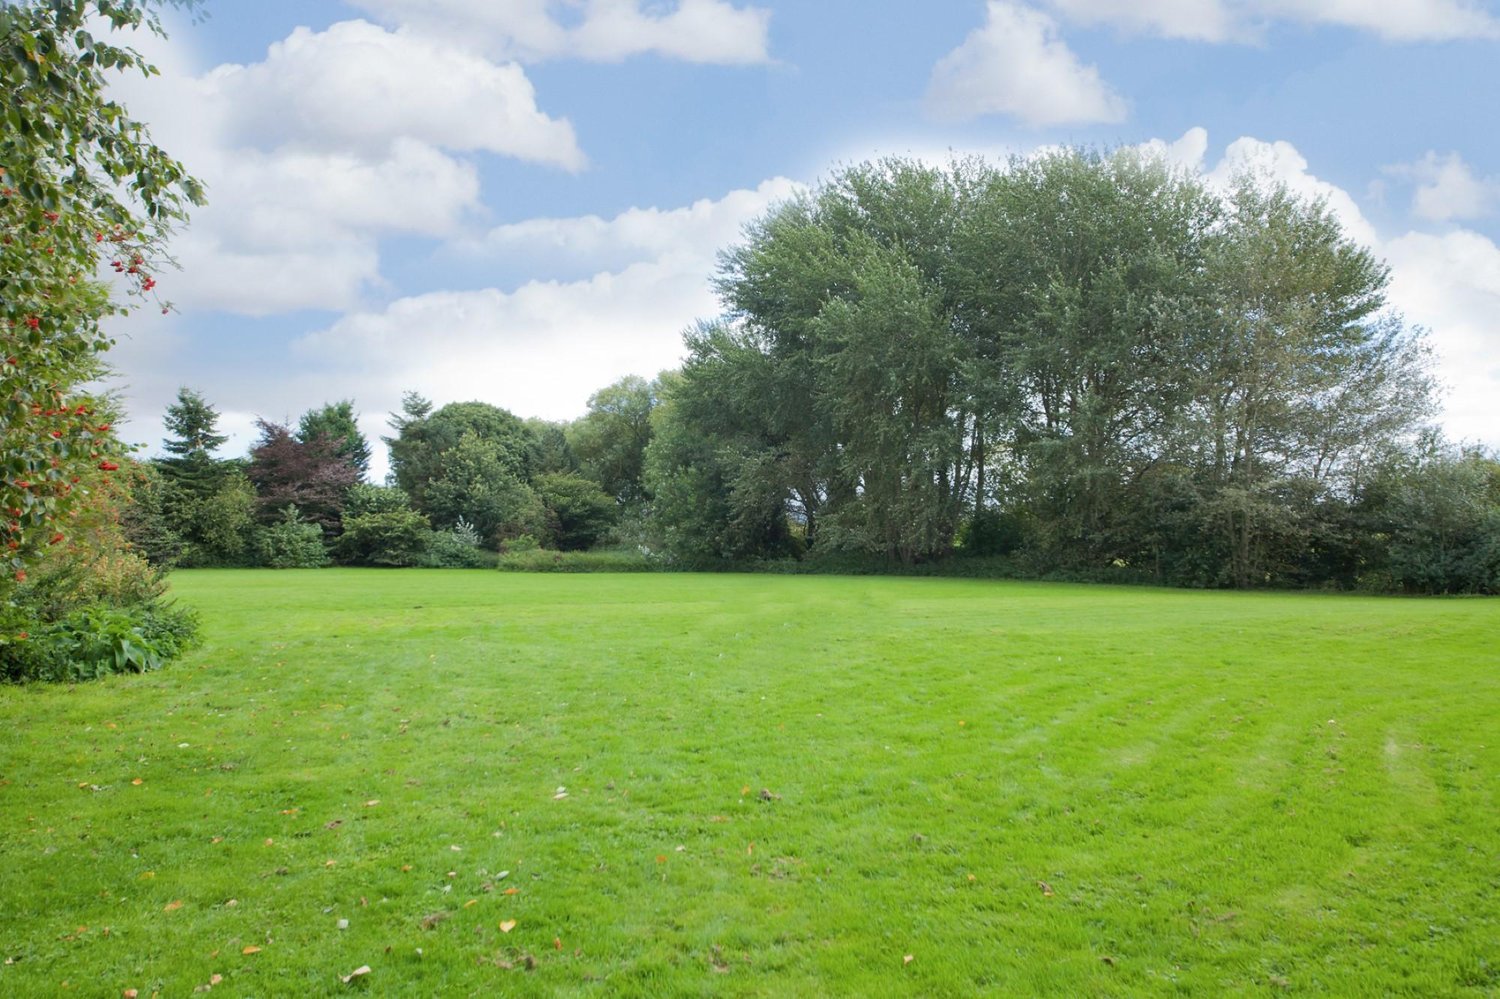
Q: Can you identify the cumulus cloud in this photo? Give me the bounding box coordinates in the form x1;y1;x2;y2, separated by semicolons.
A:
206;21;584;169
347;0;773;64
292;261;714;434
269;178;801;476
1383;230;1500;444
1041;0;1500;41
103;20;583;317
1131;126;1211;173
926;1;1128;127
1385;151;1498;222
1205;135;1380;248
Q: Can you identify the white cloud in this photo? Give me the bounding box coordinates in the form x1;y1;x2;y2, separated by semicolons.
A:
461;177;803;272
1045;0;1239;41
1131;125;1211;173
1383;230;1500;445
1257;0;1500;42
1206;135;1379;248
926;1;1128;127
1385;151;1498;222
278;179;800;477
1041;0;1500;41
103;20;584;317
207;21;584;169
347;0;773;64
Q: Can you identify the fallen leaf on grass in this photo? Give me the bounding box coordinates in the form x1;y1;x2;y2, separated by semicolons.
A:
163;900;183;912
463;899;478;909
499;920;517;934
1100;955;1115;966
552;937;562;950
122;990;138;998
655;855;667;864
242;946;261;955
363;800;379;808
419;912;449;930
1038;881;1054;897
340;965;371;984
502;887;519;896
324;820;343;830
903;954;914;966
131;779;143;786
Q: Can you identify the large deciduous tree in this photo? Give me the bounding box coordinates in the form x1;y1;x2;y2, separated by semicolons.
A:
649;150;1437;584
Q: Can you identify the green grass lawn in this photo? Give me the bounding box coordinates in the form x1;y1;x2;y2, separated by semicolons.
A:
1;571;1496;997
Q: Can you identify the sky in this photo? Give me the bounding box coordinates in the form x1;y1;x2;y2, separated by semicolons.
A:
99;0;1500;479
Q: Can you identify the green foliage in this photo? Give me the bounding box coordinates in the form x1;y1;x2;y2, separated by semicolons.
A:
1376;450;1500;594
642;368;799;565
343;482;413;518
1;1;201;586
569;374;658;505
118;461;184;566
654;151;1438;586
1;601;198;683
495;546;660;572
297;399;371;479
385;397;540;513
253;506;329;569
418;528;494;569
171;470;256;567
335;509;432;567
421;432;545;545
533;471;617;551
525;418;579;476
160;386;227;459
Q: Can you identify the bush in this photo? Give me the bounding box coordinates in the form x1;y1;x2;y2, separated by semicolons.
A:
1;602;200;684
254;507;330;568
419;529;495;569
335;509;432;567
344;483;414;518
496;547;661;573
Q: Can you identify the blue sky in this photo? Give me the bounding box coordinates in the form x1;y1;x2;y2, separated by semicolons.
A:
103;0;1500;477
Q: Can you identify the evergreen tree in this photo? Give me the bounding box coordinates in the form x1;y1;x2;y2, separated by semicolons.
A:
161;387;229;460
298;400;371;479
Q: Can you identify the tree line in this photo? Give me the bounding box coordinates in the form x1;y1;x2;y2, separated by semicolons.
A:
130;152;1497;594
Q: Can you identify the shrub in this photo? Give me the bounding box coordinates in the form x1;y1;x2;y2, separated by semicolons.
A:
496;547;661;573
1;602;199;684
344;483;414;518
419;529;495;569
254;507;330;568
336;509;432;567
